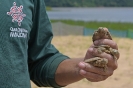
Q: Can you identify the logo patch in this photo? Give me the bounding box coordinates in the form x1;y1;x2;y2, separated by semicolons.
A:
7;2;26;26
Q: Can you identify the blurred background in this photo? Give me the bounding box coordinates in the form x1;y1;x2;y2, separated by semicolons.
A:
45;0;133;38
31;0;133;88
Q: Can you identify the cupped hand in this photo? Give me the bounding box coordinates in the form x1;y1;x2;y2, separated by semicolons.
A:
78;39;119;82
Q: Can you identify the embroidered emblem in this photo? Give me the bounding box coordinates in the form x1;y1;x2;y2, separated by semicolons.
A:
7;2;26;26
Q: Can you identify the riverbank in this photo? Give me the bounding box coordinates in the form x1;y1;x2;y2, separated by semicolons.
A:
51;20;133;30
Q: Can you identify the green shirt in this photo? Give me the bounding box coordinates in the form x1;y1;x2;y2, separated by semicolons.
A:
0;0;69;88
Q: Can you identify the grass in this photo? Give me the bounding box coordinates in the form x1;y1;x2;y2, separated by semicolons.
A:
51;20;133;30
46;6;52;11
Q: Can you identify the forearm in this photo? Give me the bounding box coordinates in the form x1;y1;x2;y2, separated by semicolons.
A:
55;58;84;86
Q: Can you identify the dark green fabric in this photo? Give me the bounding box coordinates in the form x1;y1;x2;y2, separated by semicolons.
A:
0;0;33;88
0;0;69;87
28;0;69;87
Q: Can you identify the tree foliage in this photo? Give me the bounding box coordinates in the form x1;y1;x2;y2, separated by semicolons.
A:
44;0;133;7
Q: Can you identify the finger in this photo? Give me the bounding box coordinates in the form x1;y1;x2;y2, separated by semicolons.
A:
85;46;104;59
86;75;109;82
98;52;118;70
94;39;118;50
85;46;117;59
87;78;106;82
107;54;118;70
94;39;120;59
85;46;118;70
85;46;96;59
79;69;109;82
79;62;109;76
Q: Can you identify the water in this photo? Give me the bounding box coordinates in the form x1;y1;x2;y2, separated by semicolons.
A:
47;7;133;23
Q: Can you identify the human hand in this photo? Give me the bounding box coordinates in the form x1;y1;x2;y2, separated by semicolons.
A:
78;39;119;82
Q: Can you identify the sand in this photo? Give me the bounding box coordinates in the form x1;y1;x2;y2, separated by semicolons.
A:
31;36;133;88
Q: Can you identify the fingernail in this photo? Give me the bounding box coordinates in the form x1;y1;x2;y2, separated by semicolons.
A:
79;62;85;69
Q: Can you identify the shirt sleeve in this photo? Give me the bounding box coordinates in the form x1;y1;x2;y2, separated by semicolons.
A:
28;0;69;87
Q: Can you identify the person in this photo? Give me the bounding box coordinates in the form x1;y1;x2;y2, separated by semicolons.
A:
0;0;119;88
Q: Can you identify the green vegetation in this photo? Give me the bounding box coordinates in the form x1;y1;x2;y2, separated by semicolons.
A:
45;0;133;7
51;20;133;30
46;6;52;11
